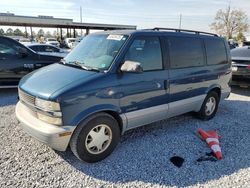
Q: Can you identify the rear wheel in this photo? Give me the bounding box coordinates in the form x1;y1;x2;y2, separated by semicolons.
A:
70;113;120;163
196;91;219;120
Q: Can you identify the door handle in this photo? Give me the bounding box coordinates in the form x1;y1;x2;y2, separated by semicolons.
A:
164;80;169;90
186;87;193;91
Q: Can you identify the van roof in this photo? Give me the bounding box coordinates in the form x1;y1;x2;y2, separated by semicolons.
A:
95;28;219;39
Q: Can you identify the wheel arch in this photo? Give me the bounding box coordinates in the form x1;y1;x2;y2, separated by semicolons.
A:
70;104;125;135
206;85;221;99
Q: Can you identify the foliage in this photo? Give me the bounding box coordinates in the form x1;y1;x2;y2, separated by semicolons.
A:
6;28;14;36
210;6;249;39
0;28;4;36
236;32;246;42
37;29;45;37
45;31;52;38
13;28;24;36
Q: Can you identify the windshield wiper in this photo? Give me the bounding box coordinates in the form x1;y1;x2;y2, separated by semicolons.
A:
68;61;101;72
70;61;100;72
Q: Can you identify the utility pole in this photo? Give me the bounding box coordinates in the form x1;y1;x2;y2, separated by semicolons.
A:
25;26;28;38
179;14;182;29
30;27;33;41
80;6;83;36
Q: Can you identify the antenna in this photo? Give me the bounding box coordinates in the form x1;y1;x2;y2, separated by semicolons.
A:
80;6;83;36
179;14;182;29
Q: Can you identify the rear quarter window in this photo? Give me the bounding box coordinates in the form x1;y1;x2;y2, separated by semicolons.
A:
29;46;39;51
168;37;205;69
205;38;228;65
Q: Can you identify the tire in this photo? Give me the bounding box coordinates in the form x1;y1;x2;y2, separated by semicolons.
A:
196;91;219;120
70;113;120;163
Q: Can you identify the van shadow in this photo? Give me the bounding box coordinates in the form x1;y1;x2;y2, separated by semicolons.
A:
57;96;250;187
0;88;18;107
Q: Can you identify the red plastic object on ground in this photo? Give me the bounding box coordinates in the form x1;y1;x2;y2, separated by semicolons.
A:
197;128;223;160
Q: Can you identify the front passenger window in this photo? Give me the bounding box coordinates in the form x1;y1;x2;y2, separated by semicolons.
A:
125;37;163;71
0;43;17;57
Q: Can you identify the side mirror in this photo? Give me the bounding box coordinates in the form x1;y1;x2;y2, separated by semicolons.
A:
120;60;143;73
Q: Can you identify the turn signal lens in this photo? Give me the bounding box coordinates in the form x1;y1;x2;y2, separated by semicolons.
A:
37;112;62;125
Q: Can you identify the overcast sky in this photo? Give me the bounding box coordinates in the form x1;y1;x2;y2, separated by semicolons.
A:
1;0;250;34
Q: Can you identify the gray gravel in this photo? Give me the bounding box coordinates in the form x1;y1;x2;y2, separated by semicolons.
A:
0;87;250;188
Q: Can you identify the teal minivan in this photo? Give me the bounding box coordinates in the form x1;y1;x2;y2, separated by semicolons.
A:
16;28;231;162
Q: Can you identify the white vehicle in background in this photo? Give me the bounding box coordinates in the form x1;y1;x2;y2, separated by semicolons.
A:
27;44;69;58
19;38;32;45
64;38;76;49
45;38;60;47
72;36;84;48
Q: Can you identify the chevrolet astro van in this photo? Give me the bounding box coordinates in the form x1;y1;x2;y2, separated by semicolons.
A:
16;28;232;163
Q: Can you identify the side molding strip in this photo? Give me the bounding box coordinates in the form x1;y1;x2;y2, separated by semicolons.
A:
121;94;206;132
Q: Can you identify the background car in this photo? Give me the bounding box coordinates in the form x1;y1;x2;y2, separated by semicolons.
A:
45;38;60;47
27;44;69;58
243;41;250;46
19;38;32;45
228;40;239;49
231;46;250;87
72;36;84;48
0;36;62;88
64;38;76;49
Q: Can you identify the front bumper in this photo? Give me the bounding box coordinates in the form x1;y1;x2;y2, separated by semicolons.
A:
232;66;250;79
15;101;75;151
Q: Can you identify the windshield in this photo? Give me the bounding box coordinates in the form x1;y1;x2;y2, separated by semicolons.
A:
64;34;128;71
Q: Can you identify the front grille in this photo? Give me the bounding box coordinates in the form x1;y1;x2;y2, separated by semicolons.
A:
18;89;35;106
233;60;250;65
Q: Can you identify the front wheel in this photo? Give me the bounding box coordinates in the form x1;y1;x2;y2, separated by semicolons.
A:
70;113;120;163
196;91;219;120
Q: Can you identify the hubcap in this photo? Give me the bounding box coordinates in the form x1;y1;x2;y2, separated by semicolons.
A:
205;97;216;116
85;124;112;155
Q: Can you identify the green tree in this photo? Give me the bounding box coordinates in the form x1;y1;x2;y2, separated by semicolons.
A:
45;31;52;38
37;29;45;37
6;28;14;36
52;30;58;37
13;28;24;36
24;31;30;38
210;6;249;39
236;32;246;42
0;28;4;36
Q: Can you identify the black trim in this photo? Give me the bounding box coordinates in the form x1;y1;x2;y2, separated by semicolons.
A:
145;28;218;37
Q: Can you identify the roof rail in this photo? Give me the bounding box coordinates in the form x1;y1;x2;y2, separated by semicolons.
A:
147;27;218;37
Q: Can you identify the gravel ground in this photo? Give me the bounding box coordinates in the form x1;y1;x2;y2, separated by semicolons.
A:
0;87;250;188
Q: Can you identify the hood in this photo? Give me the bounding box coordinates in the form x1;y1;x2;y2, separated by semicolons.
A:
19;63;97;100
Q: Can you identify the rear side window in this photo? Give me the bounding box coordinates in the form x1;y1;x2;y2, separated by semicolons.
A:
40;46;60;52
168;37;205;68
29;46;39;51
0;38;20;57
205;39;227;65
125;36;163;71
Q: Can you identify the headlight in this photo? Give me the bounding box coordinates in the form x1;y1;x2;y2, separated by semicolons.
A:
35;98;60;111
35;98;62;125
37;112;62;125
